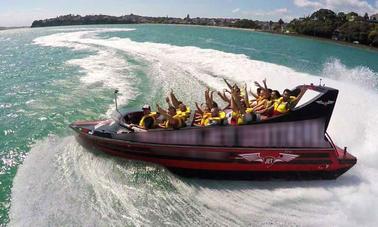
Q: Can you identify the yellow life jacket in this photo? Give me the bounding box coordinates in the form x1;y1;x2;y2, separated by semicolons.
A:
203;111;226;126
246;107;254;113
274;96;296;114
200;112;212;126
177;107;191;120
229;111;244;125
139;112;157;128
237;116;244;125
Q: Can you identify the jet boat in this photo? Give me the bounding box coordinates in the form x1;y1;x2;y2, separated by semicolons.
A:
70;84;356;180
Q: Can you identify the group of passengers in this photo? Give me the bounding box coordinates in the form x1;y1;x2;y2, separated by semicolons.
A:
135;79;305;130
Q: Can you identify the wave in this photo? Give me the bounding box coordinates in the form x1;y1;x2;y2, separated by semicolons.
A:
322;58;378;90
11;28;378;226
34;28;138;116
67;49;139;116
9;136;245;226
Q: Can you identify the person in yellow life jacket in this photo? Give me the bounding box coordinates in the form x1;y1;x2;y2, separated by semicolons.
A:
253;89;280;120
271;90;282;102
165;90;191;122
227;111;244;125
272;88;305;116
176;102;191;121
194;102;210;126
251;89;271;112
224;84;247;125
200;112;212;126
248;87;263;108
138;104;158;130
156;104;184;129
201;107;226;126
254;88;305;121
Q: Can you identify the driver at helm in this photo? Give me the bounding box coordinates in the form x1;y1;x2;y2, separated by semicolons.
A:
138;104;158;129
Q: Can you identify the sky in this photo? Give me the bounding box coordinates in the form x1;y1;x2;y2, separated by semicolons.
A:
0;0;378;27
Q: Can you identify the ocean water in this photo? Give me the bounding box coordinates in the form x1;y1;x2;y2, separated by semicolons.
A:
1;24;378;226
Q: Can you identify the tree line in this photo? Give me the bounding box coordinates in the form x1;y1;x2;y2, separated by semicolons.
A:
31;14;262;29
287;9;378;47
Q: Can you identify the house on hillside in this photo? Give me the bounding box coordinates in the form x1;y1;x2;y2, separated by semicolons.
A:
370;13;378;21
346;12;359;21
332;29;340;40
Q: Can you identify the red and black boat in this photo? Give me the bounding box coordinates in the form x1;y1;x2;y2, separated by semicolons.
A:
70;84;356;180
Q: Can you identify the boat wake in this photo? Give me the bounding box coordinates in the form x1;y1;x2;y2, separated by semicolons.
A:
10;136;247;226
10;28;378;226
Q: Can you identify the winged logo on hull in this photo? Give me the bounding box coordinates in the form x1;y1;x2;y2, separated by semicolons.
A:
316;100;335;106
237;153;299;167
237;153;264;162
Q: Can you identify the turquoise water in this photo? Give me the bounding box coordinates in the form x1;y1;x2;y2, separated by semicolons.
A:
1;24;378;226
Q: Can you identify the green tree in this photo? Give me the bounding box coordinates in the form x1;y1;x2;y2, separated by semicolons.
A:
233;19;260;29
338;21;374;44
363;13;369;21
288;9;339;38
368;26;378;47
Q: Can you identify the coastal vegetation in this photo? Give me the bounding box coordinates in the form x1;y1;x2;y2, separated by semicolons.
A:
287;9;378;47
31;14;260;29
31;9;378;48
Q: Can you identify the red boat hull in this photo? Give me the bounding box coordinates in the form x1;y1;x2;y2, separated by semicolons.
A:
73;129;356;180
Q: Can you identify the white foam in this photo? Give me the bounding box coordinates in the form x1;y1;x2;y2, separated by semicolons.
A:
14;29;378;226
67;49;139;116
34;28;138;116
322;58;378;90
9;136;241;226
33;28;135;51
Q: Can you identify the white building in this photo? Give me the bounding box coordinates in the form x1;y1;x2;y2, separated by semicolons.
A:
370;13;378;21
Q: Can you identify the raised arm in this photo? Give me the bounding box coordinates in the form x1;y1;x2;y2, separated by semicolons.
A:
218;91;230;102
223;78;233;90
243;83;250;108
169;89;180;108
262;78;268;90
210;91;214;106
217;91;231;110
156;104;172;119
230;96;239;113
254;79;268;91
290;87;306;108
205;87;213;109
231;87;245;114
249;88;259;99
254;81;262;89
195;102;204;115
165;97;172;107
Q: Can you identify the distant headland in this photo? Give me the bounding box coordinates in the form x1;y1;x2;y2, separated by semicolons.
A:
31;13;274;31
0;26;28;31
31;9;378;48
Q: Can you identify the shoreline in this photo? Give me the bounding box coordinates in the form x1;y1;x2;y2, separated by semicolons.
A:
0;26;29;31
264;30;378;53
23;22;378;52
177;24;378;53
133;23;378;52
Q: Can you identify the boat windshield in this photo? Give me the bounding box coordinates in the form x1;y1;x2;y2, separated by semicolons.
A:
295;89;323;109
